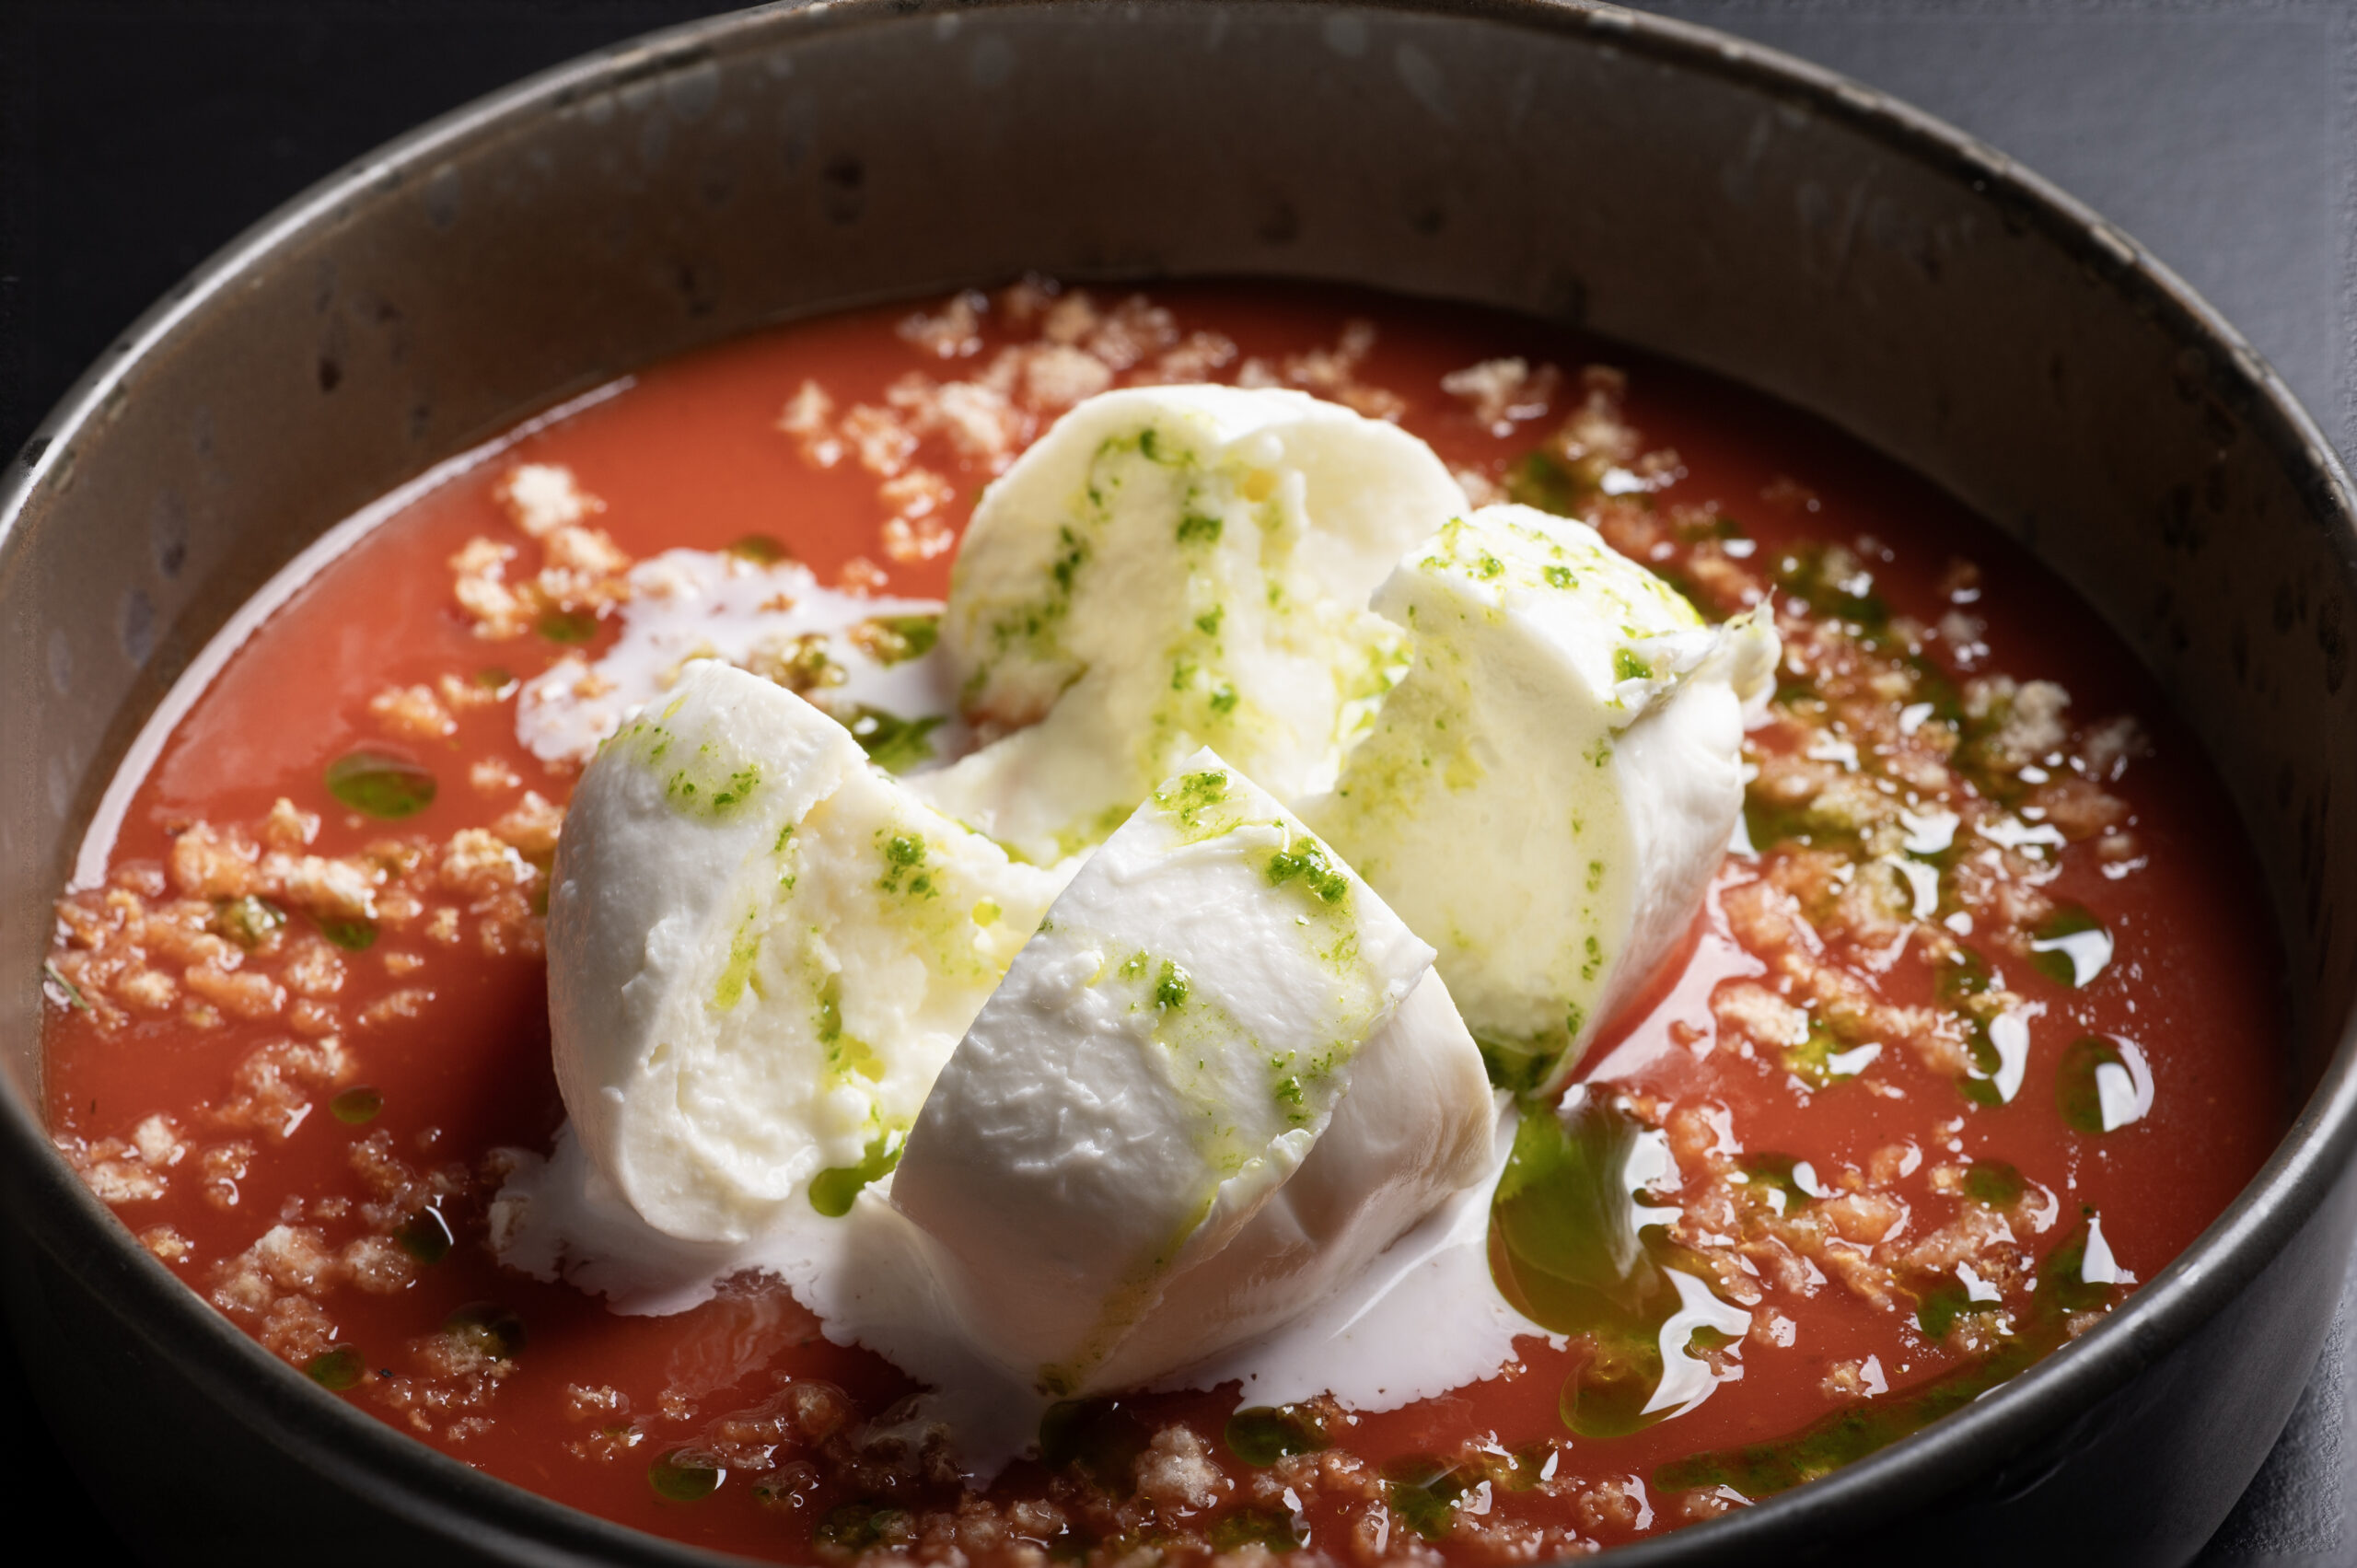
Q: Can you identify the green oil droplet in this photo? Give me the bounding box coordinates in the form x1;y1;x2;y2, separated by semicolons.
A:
1656;1221;2119;1500
306;1345;365;1390
324;749;437;819
815;1503;913;1548
1209;1507;1301;1552
1225;1403;1329;1467
330;1086;383;1125
648;1448;725;1502
842;706;944;775
319;918;378;952
726;533;789;564
2029;903;2112;988
1381;1456;1468;1541
1503;449;1585;517
394;1206;452;1264
213;895;287;949
861;614;939;665
1490;1092;1730;1439
444;1302;526;1359
808;1130;904;1218
1038;1400;1150;1493
537;609;599;644
2057;1036;2131;1134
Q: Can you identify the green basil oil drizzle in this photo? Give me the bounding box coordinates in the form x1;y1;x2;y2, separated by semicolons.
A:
2057;1036;2132;1133
1038;1399;1152;1493
1225;1403;1329;1467
726;532;790;564
842;706;944;775
444;1302;526;1359
647;1448;726;1502
1487;1091;1736;1438
1209;1508;1303;1552
808;1129;905;1218
2029;902;2113;988
1655;1221;2120;1499
305;1345;366;1391
323;749;437;819
861;614;940;665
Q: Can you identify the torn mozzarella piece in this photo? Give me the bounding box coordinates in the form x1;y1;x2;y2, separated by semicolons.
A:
893;750;1493;1396
547;660;1063;1243
914;386;1466;863
1311;505;1779;1093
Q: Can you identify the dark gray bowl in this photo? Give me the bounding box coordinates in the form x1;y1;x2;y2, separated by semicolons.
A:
4;3;2352;1563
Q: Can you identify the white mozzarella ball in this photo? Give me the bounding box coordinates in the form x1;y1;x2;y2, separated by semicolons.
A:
547;660;1063;1243
1310;505;1779;1092
892;751;1493;1396
913;386;1466;864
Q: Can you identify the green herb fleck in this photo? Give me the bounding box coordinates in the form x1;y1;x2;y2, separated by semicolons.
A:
1263;838;1350;906
878;832;934;896
213;895;288;950
1210;1509;1302;1552
1153;769;1231;832
330;1086;383;1125
860;614;939;665
2057;1036;2131;1134
1154;960;1191;1012
394;1206;452;1264
726;532;789;564
445;1302;526;1359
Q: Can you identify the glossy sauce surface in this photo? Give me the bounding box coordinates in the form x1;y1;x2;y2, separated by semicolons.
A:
42;283;2283;1561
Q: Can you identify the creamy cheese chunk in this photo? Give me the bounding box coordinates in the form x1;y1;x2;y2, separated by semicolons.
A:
913;386;1466;864
892;750;1494;1397
1311;505;1779;1093
547;660;1063;1243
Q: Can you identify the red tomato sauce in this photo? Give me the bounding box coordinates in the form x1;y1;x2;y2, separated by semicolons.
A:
41;281;2283;1562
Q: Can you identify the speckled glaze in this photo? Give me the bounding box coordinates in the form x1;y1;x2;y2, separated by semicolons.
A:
2;3;2352;1564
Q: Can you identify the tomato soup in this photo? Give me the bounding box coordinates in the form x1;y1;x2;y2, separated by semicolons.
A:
41;281;2282;1562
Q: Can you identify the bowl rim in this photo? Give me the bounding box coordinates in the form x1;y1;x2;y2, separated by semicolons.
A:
4;1;2354;1562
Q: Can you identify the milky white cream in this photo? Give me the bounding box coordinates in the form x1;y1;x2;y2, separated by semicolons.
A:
547;661;1062;1243
892;751;1493;1396
1312;505;1778;1092
913;387;1466;863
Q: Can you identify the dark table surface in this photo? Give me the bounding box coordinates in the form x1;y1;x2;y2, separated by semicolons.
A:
2;2;2351;1562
